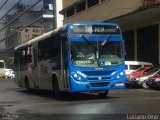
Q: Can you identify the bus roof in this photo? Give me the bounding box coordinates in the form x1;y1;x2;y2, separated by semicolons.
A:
66;22;119;26
15;30;54;50
15;22;120;50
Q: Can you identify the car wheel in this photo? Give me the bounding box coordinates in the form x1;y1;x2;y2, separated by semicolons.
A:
142;81;149;89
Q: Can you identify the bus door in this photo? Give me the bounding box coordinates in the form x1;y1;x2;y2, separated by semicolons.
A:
62;40;69;90
32;47;38;88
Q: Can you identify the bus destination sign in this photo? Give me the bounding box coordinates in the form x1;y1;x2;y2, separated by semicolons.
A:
70;24;120;34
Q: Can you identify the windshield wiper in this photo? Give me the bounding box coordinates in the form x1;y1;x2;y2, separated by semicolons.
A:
82;35;95;49
101;35;112;46
82;35;98;59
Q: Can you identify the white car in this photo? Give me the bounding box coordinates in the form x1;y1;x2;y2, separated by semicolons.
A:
125;61;153;75
5;69;15;79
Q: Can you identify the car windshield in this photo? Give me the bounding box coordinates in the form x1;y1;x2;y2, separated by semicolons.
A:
133;67;145;73
145;69;159;75
70;36;123;67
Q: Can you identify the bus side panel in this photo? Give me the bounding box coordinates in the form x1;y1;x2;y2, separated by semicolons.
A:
38;60;53;90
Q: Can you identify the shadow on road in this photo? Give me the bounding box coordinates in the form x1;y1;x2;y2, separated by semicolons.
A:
17;89;120;101
149;87;160;91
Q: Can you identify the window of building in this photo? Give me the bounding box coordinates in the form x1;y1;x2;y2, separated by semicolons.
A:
44;4;49;9
43;0;52;4
100;0;106;2
87;0;99;8
25;29;29;32
123;31;135;60
66;7;75;18
43;0;53;10
137;25;158;64
76;2;86;13
33;29;38;33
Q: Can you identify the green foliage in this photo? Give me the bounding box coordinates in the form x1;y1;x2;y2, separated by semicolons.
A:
4;57;14;69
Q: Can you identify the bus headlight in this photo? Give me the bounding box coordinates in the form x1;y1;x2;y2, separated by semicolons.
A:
71;71;86;81
72;73;82;81
116;71;124;79
73;73;78;78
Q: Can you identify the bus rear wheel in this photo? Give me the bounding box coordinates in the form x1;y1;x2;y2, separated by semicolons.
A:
52;76;63;99
25;77;31;90
98;91;109;98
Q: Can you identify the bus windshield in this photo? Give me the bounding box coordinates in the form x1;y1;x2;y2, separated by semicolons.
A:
70;37;123;68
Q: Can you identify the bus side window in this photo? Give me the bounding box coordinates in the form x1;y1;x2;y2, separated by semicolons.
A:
14;50;19;66
18;46;32;65
27;46;32;63
33;48;38;67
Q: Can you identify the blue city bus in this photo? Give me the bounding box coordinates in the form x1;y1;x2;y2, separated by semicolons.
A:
14;22;125;98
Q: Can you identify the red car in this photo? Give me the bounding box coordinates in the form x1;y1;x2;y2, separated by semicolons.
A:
129;67;153;78
147;75;160;88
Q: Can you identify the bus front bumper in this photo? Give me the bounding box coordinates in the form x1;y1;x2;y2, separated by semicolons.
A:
69;78;125;92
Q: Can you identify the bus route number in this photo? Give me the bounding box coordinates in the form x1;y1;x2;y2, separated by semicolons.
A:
94;27;105;33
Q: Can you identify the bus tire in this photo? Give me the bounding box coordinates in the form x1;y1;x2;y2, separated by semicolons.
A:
52;75;63;99
25;77;31;90
98;90;109;98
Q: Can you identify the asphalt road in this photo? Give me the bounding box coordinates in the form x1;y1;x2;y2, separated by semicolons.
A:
0;79;160;120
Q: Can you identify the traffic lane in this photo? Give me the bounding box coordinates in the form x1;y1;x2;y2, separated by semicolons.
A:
0;79;160;115
2;90;160;114
5;92;160;114
2;89;160;120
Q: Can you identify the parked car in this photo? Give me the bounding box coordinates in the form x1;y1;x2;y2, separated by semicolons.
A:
125;61;153;76
126;66;153;86
128;66;153;78
127;68;160;88
5;69;15;79
146;75;160;88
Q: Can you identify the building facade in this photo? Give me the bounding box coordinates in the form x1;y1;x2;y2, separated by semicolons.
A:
60;0;160;65
0;0;63;59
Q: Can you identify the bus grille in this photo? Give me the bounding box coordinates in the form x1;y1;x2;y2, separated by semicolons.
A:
83;71;115;76
88;77;112;81
90;82;109;87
